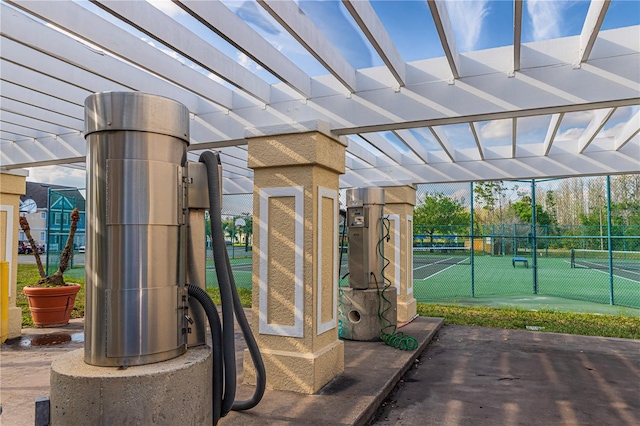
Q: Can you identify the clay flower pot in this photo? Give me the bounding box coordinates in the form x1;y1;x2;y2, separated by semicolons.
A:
23;284;81;327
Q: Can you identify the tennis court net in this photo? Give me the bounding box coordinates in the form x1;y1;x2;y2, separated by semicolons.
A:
570;249;640;271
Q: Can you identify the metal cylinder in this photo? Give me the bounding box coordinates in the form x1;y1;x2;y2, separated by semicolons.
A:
345;187;385;290
84;92;190;366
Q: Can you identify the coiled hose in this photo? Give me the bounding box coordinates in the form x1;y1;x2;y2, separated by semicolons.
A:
375;216;419;351
193;151;266;425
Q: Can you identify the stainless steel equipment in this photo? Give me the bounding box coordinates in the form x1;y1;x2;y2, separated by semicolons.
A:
84;92;189;366
345;187;385;290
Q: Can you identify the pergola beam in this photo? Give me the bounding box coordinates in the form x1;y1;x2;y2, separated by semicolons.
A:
0;97;84;131
469;122;485;160
357;133;405;165
258;0;357;93
351;148;640;186
578;107;616;153
4;1;234;110
513;0;523;73
511;118;518;158
543;113;564;156
0;79;84;120
427;0;460;80
579;0;611;64
613;109;640;151
175;0;312;100
392;130;429;163
94;0;272;104
428;127;456;162
0;114;75;140
342;0;406;87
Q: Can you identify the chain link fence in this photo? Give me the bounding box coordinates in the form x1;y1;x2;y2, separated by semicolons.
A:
413;174;640;309
50;173;639;311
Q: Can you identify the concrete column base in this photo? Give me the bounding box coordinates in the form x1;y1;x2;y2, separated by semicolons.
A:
244;340;344;394
397;298;417;324
50;346;212;425
8;306;21;339
339;288;397;341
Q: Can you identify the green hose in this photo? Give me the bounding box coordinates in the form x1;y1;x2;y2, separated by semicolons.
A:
376;216;419;351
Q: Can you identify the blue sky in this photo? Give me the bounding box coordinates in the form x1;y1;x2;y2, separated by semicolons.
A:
28;0;640;187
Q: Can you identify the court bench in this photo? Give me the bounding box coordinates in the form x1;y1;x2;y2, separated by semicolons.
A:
512;257;529;268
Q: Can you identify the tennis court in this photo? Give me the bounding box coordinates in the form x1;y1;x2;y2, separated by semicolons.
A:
412;248;640;310
209;246;640;314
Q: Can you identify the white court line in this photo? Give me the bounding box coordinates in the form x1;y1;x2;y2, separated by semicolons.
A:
420;258;469;281
563;259;640;283
414;256;457;270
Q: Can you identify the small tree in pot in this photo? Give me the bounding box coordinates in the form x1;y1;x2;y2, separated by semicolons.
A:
19;208;81;326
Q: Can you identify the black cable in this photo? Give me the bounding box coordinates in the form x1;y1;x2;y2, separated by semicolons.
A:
339;209;348;284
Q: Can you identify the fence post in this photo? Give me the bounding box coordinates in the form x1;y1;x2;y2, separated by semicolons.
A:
531;179;538;294
470;182;475;298
607;175;614;305
46;187;51;275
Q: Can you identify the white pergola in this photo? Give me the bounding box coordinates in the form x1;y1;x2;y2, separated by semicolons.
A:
1;0;638;194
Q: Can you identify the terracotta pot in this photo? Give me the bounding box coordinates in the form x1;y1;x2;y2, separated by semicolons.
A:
23;284;81;327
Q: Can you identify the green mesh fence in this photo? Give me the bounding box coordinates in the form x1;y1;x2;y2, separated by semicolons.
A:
413;175;640;310
206;193;254;289
50;174;640;312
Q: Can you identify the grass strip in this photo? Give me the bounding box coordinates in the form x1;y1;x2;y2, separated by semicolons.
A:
417;303;640;340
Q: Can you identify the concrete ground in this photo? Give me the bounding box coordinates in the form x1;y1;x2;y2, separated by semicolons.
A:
375;325;640;426
2;319;639;425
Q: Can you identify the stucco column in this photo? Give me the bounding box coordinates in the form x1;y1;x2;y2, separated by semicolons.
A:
1;170;28;341
244;128;346;394
382;186;417;324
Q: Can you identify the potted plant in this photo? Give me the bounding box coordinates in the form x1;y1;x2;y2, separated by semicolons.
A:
19;208;81;327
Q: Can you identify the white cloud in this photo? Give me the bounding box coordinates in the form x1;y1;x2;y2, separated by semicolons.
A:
599;122;625;139
557;127;584;141
27;166;86;189
562;110;594;127
527;0;566;41
237;52;263;72
480;120;511;140
447;0;490;52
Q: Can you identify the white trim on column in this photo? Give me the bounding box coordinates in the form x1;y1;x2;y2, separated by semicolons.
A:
406;215;413;295
317;186;338;335
1;205;14;297
258;186;304;337
387;214;401;294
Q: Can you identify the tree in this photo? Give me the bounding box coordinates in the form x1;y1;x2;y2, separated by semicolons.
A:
474;181;508;224
19;208;80;286
511;196;552;225
413;192;469;243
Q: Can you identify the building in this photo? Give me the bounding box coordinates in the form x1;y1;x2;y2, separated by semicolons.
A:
19;182;86;252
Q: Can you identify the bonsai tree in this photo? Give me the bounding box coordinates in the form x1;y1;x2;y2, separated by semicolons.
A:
19;208;80;286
